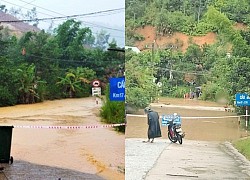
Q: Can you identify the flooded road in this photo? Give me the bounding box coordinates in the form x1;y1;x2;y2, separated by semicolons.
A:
125;98;250;180
0;97;125;180
126;98;249;141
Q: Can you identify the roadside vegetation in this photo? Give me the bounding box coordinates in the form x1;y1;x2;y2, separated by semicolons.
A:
233;137;250;161
100;86;125;133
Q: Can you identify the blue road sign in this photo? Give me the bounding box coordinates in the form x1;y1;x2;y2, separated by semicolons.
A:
109;77;125;101
235;93;250;106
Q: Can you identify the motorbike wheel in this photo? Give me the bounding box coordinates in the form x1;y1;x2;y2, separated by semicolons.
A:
177;134;183;144
168;131;177;143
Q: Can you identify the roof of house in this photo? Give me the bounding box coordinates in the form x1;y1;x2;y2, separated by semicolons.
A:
0;11;40;33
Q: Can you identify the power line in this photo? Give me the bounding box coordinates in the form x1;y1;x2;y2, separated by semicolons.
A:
2;0;124;32
17;0;65;16
18;0;124;18
80;21;124;32
2;0;124;34
1;0;57;18
18;0;37;9
0;7;125;23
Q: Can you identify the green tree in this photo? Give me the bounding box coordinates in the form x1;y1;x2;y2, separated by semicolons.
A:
125;53;158;108
227;57;250;96
17;63;40;104
95;30;110;50
57;67;96;98
203;6;232;33
0;57;19;106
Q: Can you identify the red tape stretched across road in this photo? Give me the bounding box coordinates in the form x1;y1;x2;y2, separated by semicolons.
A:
14;123;126;129
126;114;250;119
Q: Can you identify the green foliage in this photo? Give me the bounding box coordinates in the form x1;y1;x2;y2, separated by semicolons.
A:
0;19;122;106
227;57;250;96
171;86;190;98
125;0;250;107
57;67;96;98
195;21;215;35
126;87;151;108
16;63;40;104
0;85;17;106
203;6;232;33
125;52;158;108
183;44;203;64
200;82;222;101
233;137;250;161
126;0;250;37
133;33;145;41
100;85;125;133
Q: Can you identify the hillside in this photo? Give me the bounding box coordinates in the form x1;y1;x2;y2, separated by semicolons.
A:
134;23;247;52
134;26;216;52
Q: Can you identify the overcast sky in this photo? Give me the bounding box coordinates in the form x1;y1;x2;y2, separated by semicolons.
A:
1;0;125;46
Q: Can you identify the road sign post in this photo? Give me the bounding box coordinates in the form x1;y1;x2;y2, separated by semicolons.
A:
235;93;250;128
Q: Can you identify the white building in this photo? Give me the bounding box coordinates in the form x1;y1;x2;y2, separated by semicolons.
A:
125;46;140;53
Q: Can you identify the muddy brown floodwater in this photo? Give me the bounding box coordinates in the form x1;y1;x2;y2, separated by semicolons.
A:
0;97;124;180
126;98;249;141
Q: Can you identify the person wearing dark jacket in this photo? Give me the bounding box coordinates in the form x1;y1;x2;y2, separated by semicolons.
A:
143;107;162;143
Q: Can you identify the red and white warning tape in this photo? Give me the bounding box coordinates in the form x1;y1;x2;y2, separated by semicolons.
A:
126;114;250;119
14;123;126;129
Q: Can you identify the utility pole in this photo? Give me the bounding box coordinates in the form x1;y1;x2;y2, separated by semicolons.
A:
151;40;155;62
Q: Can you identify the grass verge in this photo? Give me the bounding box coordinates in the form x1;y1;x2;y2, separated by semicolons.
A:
232;137;250;161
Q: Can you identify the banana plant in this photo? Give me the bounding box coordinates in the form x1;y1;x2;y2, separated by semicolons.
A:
17;64;39;104
57;67;96;98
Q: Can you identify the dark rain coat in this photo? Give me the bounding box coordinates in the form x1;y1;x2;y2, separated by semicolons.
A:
147;110;162;139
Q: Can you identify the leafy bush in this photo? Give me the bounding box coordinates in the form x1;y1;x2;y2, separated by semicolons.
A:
133;33;145;41
215;88;230;104
171;86;190;98
100;85;125;133
0;86;17;106
195;22;215;35
126;87;151;109
200;82;221;101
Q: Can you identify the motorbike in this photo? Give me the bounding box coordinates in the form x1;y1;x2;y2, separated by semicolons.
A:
167;120;185;144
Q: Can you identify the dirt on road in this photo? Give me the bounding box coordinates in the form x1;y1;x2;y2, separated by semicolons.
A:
0;97;125;180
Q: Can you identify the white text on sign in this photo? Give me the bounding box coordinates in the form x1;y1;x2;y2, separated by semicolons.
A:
117;80;125;88
113;93;124;98
240;95;250;100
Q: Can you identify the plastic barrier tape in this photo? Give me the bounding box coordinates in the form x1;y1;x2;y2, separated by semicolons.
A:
126;114;250;119
14;123;126;129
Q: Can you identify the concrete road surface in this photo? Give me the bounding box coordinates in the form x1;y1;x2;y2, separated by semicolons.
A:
126;138;250;180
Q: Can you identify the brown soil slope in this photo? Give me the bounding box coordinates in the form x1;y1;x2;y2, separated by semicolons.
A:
134;26;217;52
134;23;248;52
